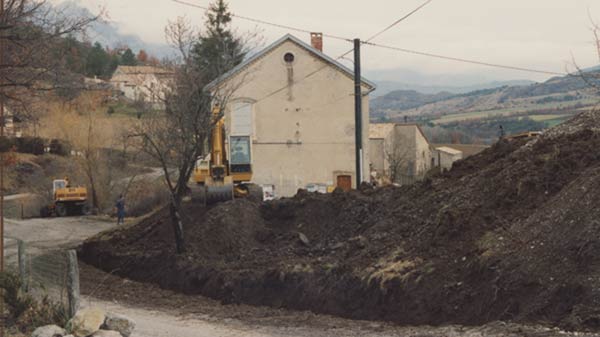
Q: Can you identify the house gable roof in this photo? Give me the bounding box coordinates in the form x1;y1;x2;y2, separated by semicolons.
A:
436;146;463;156
114;66;172;76
206;34;377;91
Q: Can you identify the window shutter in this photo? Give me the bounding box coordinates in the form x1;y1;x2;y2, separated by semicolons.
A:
231;102;253;136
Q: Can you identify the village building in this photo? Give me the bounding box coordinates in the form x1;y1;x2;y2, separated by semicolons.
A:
207;33;376;197
432;143;489;171
369;123;434;185
110;66;173;105
434;146;463;171
1;106;24;138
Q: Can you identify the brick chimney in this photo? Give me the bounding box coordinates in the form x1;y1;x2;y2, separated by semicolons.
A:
311;32;323;52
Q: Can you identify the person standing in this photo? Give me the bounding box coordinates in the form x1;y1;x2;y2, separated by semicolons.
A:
115;194;126;225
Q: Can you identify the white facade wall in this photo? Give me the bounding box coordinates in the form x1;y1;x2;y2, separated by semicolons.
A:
220;39;372;197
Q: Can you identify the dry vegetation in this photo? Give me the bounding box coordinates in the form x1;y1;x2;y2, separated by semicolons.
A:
6;91;170;217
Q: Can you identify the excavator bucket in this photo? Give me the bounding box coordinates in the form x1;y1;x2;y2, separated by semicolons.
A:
190;184;234;205
205;184;234;204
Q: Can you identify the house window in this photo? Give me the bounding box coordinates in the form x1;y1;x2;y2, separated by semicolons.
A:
284;52;295;64
231;101;254;137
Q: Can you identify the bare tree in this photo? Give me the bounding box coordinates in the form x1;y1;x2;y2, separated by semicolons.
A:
571;14;600;92
132;16;250;254
384;131;415;184
0;1;100;108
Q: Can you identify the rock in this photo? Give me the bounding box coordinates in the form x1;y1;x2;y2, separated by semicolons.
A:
103;312;136;337
349;235;368;249
31;325;66;337
67;307;106;337
298;232;310;246
90;331;122;337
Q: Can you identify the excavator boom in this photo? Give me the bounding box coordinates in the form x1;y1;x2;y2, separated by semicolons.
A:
191;106;261;204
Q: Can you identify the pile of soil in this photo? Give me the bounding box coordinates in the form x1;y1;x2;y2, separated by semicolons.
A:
81;109;600;330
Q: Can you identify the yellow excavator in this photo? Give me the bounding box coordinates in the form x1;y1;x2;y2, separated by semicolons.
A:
40;177;89;217
190;106;262;204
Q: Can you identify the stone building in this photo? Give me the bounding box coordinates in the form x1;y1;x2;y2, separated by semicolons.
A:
207;33;376;197
369;123;434;185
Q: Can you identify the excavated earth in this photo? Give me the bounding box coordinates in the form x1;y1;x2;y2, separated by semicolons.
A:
81;110;600;331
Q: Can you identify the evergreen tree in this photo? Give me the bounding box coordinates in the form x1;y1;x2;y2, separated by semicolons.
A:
191;0;245;81
121;48;138;66
108;53;121;75
62;35;88;75
85;42;110;78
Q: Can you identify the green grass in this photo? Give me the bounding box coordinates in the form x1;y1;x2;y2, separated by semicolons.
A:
108;101;139;116
528;114;570;122
543;117;570;128
432;109;519;124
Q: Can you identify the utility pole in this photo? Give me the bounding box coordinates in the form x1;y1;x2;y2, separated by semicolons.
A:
353;38;363;188
0;0;5;334
0;0;5;273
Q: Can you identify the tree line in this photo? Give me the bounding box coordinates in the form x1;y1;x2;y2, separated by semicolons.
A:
60;36;160;79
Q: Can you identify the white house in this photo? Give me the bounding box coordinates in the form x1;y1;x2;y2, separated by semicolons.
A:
207;33;376;197
110;66;173;105
434;146;463;171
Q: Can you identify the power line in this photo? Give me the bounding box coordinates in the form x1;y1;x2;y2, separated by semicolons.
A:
228;1;442;109
362;41;566;76
172;0;353;42
365;0;434;42
175;0;565;101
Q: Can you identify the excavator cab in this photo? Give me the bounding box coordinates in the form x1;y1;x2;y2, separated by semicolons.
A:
53;179;67;194
229;136;252;180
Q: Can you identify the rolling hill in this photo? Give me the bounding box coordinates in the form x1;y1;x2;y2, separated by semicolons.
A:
371;71;600;124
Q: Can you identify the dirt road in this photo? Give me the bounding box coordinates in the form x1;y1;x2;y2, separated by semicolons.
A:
5;215;594;337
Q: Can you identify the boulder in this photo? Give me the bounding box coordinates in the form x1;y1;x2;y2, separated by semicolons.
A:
103;312;136;337
67;307;106;337
31;325;66;337
90;331;122;337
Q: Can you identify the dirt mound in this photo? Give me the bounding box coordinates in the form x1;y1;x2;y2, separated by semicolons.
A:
81;110;600;331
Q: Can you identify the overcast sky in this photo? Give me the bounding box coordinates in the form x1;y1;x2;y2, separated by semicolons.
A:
58;0;600;83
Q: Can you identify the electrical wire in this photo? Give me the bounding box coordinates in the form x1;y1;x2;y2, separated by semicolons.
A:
223;0;439;107
172;0;353;42
362;41;565;76
365;0;434;42
174;0;566;100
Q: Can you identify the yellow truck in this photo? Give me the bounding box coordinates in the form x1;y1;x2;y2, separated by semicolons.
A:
40;178;89;217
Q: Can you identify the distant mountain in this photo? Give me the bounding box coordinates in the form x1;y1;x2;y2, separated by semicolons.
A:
55;0;173;58
371;70;600;120
373;80;536;96
364;68;536;97
372;90;454;112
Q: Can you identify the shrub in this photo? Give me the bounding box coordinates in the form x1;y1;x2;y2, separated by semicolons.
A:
15;137;44;155
49;139;71;156
0;136;15;152
125;180;170;217
0;271;68;333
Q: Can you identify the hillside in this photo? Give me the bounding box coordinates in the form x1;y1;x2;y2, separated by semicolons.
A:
371;71;600;123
